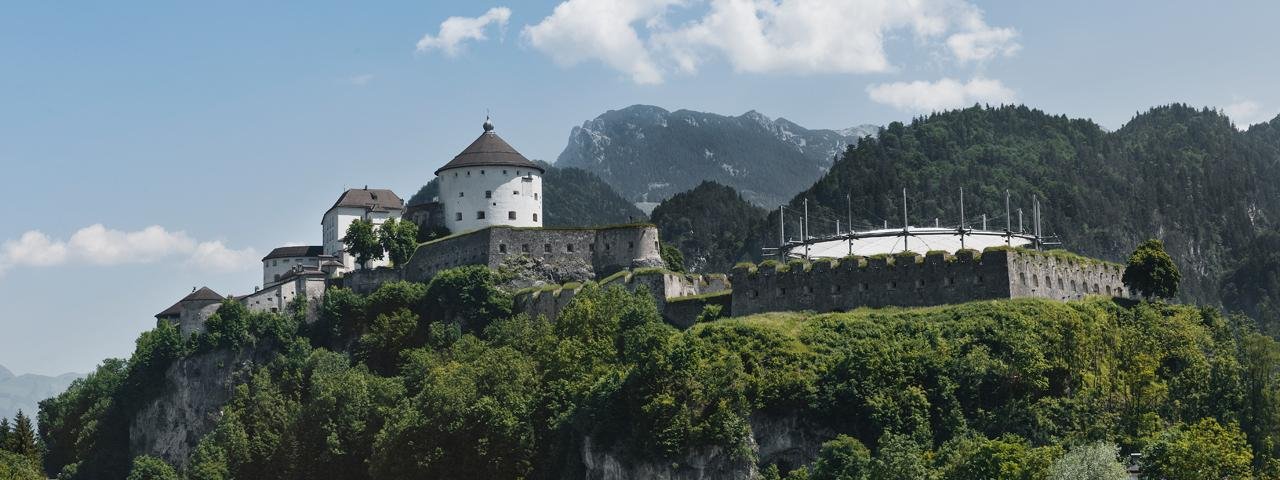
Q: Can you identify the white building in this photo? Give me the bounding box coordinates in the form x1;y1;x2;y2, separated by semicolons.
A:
436;118;544;233
322;187;405;271
261;245;326;286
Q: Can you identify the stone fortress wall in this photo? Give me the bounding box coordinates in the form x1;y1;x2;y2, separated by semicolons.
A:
731;247;1128;317
403;224;664;284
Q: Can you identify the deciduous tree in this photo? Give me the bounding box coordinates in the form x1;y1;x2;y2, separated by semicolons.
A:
1122;238;1181;299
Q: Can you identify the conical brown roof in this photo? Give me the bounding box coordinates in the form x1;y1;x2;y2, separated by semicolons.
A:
435;120;543;175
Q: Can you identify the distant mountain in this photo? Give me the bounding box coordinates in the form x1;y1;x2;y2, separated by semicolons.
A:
0;364;82;420
408;163;646;228
555;105;876;208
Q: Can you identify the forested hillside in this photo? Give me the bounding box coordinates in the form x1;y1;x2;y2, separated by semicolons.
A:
772;104;1280;304
36;275;1280;479
555;105;875;207
650;181;768;273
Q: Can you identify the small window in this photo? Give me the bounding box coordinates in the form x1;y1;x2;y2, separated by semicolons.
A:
499;244;507;254
508;211;517;220
804;285;814;294
480;170;485;175
915;279;925;289
476;211;485;219
830;284;840;293
778;287;787;297
566;244;575;253
503;170;508;174
628;241;634;250
455;212;463;221
466;171;471;176
944;277;954;286
534;193;539;200
521;244;530;253
589;243;595;252
543;244;552;253
459;191;465;197
888;281;897;290
605;243;611;250
860;283;869;291
976;275;984;284
533;213;538;222
750;289;759;299
513;190;519;195
485;190;492;198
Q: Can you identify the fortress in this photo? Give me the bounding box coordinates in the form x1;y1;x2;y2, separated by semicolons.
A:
157;118;1131;335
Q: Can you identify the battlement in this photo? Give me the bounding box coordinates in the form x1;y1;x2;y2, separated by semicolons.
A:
514;268;731;327
731;247;1127;316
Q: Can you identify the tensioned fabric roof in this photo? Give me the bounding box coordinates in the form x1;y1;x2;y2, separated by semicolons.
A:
793;227;1034;259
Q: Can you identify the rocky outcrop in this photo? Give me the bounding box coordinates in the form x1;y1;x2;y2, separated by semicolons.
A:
128;345;273;470
580;412;830;480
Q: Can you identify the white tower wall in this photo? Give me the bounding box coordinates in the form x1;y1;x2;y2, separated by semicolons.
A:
439;166;543;233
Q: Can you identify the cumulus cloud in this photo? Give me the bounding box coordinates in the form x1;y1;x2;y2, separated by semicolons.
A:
0;224;257;276
521;0;1020;84
1224;99;1277;130
866;77;1016;112
416;7;512;57
523;0;676;84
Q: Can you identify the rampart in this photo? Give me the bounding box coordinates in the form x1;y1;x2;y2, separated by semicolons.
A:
403;224;664;284
730;248;1128;317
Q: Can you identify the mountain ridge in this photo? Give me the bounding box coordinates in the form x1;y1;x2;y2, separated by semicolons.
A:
555;104;876;208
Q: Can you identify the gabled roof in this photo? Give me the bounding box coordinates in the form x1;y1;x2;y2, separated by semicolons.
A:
155;287;224;318
328;188;404;213
262;245;325;261
435;120;544;175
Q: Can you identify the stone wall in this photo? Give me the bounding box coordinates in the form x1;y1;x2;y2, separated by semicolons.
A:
730;248;1127;317
404;224;665;284
339;268;405;295
241;273;328;321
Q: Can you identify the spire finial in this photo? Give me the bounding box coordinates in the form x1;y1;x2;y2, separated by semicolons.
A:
483;109;494;132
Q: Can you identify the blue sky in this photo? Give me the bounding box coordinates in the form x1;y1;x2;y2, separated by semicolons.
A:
2;0;1278;375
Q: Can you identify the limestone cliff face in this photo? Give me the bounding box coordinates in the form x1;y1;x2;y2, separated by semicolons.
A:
579;413;830;480
128;346;273;470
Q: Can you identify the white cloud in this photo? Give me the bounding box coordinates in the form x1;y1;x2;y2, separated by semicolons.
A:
866;77;1016;112
416;7;512;57
521;0;1019;84
1223;99;1276;129
0;224;257;276
522;0;677;84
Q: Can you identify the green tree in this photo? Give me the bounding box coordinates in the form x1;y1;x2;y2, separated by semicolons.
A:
5;411;40;466
0;450;43;480
0;417;10;452
1142;418;1253;480
126;455;179;480
937;434;1059;480
870;433;933;480
810;434;872;480
660;243;686;272
378;218;419;267
1122;238;1182;299
421;266;512;333
342;219;383;268
1047;441;1128;480
358;308;420;375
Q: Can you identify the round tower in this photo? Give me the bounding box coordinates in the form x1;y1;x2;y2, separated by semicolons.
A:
436;118;544;233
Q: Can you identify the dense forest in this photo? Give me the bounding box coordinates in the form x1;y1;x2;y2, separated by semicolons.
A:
33;261;1280;479
407;164;646;229
650;181;768;273
752;105;1280;306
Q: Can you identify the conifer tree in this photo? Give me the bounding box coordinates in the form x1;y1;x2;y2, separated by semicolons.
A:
6;411;40;465
0;417;10;452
